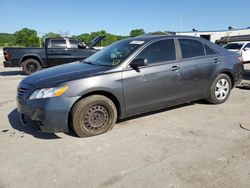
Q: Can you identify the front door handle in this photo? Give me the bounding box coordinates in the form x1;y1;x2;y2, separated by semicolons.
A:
50;50;56;53
171;65;180;71
214;58;220;64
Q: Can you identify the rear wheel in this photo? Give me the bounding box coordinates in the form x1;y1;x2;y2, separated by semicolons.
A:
207;74;232;104
21;59;41;75
71;95;117;137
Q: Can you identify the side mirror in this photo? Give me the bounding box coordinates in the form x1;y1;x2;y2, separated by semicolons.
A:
244;47;250;51
78;43;86;49
130;59;148;68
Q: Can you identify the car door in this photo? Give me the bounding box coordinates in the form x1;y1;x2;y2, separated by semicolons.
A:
242;43;250;62
177;38;220;99
122;39;182;116
47;39;72;66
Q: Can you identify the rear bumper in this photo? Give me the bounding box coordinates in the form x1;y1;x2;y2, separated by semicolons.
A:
17;96;79;133
3;60;17;67
233;63;244;87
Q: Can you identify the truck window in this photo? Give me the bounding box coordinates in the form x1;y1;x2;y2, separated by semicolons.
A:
51;39;66;48
69;40;81;48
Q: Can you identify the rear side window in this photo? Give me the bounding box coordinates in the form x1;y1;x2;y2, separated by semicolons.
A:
136;39;176;64
204;44;218;55
179;39;205;58
51;39;66;48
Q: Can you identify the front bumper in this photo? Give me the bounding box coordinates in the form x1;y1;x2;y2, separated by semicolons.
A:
17;95;79;133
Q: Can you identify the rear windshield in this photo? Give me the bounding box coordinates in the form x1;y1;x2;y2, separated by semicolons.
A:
224;43;243;50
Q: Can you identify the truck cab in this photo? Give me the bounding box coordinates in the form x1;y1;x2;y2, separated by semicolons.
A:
3;36;105;74
44;38;97;67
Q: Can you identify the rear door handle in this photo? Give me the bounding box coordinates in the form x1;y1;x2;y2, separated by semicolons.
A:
171;65;180;71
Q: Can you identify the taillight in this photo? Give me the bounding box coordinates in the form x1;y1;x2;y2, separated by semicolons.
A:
237;56;244;64
3;50;11;61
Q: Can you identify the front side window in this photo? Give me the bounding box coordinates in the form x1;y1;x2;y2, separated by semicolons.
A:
179;39;205;58
244;43;250;49
69;40;82;48
136;39;176;64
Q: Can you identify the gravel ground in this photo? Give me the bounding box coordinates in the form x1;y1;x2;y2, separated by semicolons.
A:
0;57;250;188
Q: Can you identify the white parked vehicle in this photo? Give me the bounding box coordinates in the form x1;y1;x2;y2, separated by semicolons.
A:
224;41;250;63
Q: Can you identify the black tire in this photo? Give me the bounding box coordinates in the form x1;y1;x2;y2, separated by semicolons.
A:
21;59;41;75
71;95;117;137
207;74;232;104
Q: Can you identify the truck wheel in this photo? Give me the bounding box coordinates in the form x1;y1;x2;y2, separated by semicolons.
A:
207;74;232;104
21;59;41;75
71;95;117;137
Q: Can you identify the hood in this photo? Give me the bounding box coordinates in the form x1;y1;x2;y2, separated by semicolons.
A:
22;61;111;88
90;35;105;47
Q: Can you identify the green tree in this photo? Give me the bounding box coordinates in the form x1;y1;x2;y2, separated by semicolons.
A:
73;30;129;47
73;33;91;44
14;28;40;47
45;32;61;38
0;33;16;46
130;29;145;37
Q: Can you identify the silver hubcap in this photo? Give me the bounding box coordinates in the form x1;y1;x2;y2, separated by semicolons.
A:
215;78;229;100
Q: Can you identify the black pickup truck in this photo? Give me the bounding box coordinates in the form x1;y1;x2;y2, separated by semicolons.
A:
3;36;105;74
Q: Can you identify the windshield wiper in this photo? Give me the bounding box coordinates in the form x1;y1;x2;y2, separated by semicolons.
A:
82;61;96;65
82;60;113;67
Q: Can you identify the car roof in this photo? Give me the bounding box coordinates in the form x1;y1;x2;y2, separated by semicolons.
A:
129;34;206;42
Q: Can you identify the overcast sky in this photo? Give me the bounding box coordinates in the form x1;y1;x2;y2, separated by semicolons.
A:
1;0;249;36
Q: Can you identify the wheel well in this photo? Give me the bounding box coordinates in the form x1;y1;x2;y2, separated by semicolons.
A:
221;71;235;87
20;56;42;66
68;91;121;129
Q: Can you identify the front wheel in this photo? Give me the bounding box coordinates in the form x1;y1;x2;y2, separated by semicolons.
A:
207;74;232;104
71;95;117;137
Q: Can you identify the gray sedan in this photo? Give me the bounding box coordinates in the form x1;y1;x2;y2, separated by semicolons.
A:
17;35;244;137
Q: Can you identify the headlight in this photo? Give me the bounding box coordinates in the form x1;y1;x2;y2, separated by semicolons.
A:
29;85;69;100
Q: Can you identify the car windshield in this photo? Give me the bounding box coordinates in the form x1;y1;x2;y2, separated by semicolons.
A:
224;43;243;50
84;39;145;67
